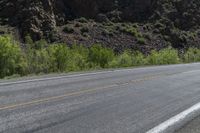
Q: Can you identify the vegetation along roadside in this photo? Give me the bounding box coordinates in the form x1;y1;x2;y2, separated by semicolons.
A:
0;35;199;79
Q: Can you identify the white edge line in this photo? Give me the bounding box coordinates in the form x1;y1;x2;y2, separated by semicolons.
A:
0;71;113;86
147;102;200;133
0;63;199;86
0;68;147;86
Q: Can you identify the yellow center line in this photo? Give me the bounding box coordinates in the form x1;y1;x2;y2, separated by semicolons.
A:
0;73;171;111
0;84;118;111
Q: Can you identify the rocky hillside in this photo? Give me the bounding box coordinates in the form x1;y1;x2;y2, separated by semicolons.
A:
0;0;199;53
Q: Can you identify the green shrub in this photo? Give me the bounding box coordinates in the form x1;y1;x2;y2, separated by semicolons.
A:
25;39;50;74
25;35;34;48
132;23;139;28
47;44;89;72
2;35;200;79
137;37;146;44
0;35;27;78
123;26;144;41
34;39;48;50
25;38;48;50
80;26;89;34
147;47;180;65
131;51;147;66
109;51;132;67
184;48;200;63
27;49;52;74
77;17;88;23
154;21;165;29
74;23;82;27
143;33;151;40
63;26;74;33
88;44;114;68
26;44;69;74
68;52;88;71
69;45;89;71
48;44;71;72
125;27;138;37
71;44;89;59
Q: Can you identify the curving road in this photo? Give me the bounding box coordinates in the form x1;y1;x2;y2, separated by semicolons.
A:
1;63;200;133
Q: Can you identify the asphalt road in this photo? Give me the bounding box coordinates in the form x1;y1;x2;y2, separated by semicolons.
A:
1;63;200;133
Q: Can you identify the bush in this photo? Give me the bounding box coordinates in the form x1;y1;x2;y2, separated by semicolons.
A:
0;35;27;78
68;52;88;71
27;48;52;74
184;48;200;63
88;44;114;68
63;26;74;34
34;39;48;50
69;45;89;71
109;51;132;67
2;35;200;79
131;51;147;66
74;23;82;27
80;26;89;34
25;35;34;48
47;44;89;72
71;45;89;58
137;37;146;44
147;47;180;65
77;17;88;23
125;27;138;37
48;44;71;72
123;26;143;38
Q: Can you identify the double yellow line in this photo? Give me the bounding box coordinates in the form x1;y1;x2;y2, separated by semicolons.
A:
0;73;169;111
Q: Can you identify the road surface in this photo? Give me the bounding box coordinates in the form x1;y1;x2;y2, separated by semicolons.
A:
1;63;200;133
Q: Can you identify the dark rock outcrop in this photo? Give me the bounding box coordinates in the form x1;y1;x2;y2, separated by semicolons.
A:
0;0;199;51
0;0;155;40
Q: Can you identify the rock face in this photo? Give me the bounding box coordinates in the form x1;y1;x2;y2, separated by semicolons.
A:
0;0;199;44
57;0;155;21
66;0;115;18
0;0;155;40
152;0;200;30
0;0;58;40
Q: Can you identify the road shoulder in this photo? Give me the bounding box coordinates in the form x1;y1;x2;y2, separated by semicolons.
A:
176;116;200;133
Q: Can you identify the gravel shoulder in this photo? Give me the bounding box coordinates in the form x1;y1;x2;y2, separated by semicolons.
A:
176;116;200;133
